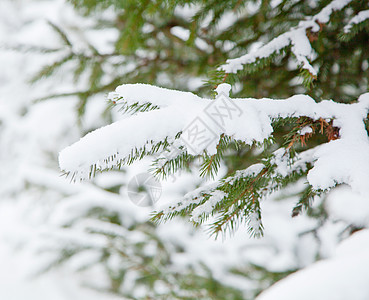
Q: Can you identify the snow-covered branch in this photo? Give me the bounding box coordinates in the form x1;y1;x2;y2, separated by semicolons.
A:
220;0;354;75
60;83;369;196
344;9;369;33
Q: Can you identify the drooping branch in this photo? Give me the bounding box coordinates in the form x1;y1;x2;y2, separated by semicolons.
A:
59;83;369;195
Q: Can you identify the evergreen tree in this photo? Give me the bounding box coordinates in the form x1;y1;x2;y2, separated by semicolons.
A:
7;0;369;299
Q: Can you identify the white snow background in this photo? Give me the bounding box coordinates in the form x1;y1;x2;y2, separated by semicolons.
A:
1;0;369;299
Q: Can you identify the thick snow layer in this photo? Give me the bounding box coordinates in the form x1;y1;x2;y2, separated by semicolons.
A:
256;229;369;300
60;83;274;177
60;83;369;197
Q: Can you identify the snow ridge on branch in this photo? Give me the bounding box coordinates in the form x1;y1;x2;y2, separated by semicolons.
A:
344;9;369;33
220;0;354;76
59;83;369;196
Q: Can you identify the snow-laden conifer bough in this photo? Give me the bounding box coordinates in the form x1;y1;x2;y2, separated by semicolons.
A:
59;82;369;234
59;0;369;237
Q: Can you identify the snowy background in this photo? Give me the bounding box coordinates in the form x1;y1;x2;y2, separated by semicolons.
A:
1;0;369;299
